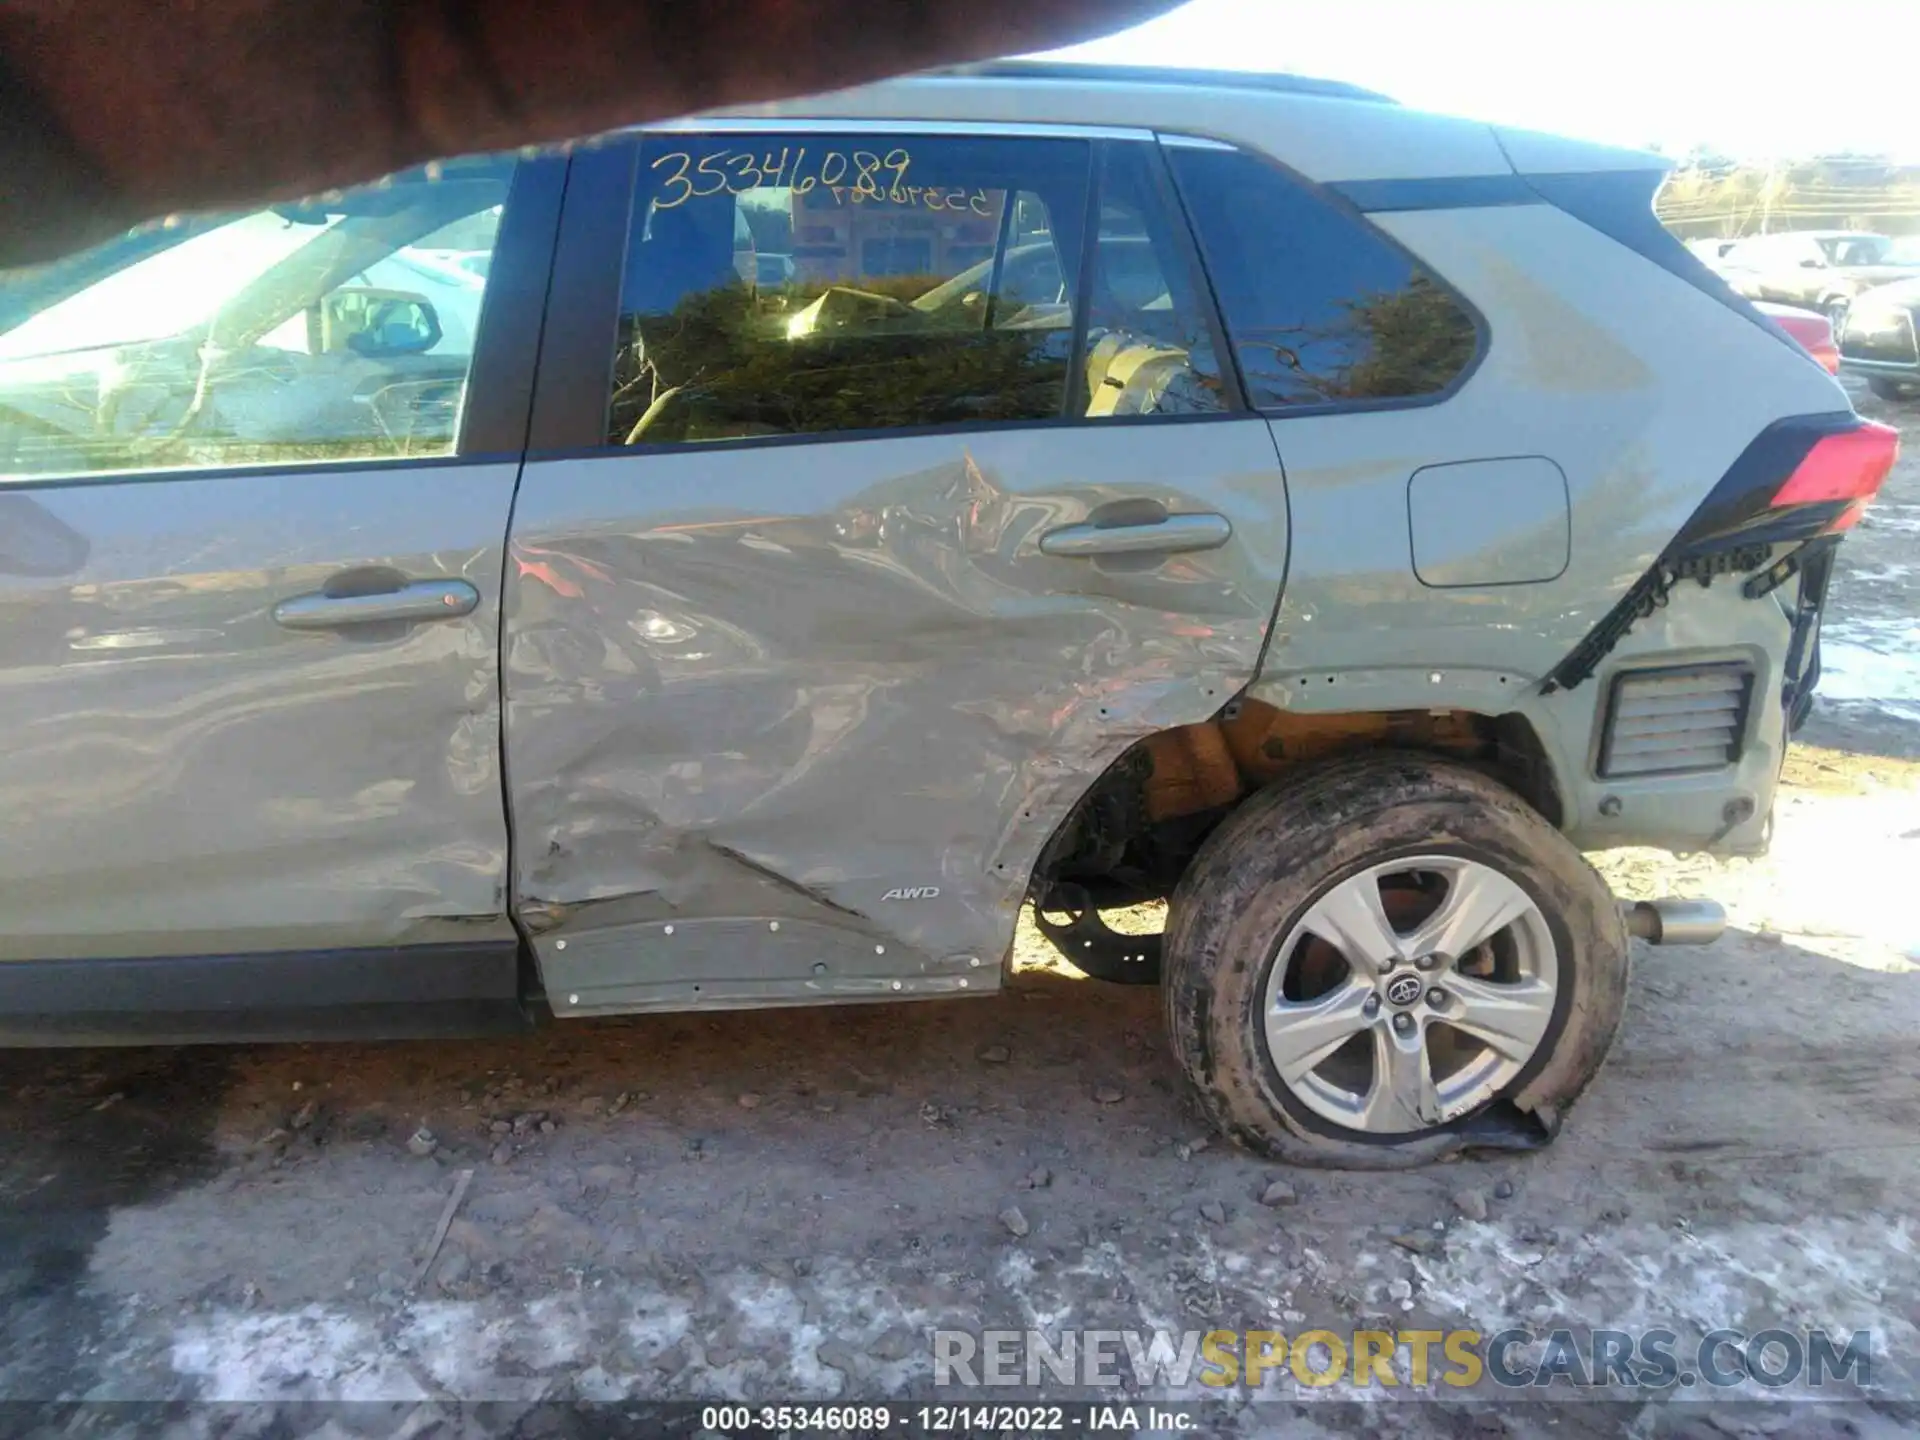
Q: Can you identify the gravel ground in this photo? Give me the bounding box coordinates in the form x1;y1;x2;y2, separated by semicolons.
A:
2;385;1917;1438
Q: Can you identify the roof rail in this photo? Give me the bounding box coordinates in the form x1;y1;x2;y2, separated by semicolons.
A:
924;60;1397;106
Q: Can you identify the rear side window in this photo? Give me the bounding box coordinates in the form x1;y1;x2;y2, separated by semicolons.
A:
1167;147;1478;411
610;135;1092;445
606;134;1229;447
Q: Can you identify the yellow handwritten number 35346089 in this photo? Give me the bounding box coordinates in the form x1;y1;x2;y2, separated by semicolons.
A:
650;147;989;212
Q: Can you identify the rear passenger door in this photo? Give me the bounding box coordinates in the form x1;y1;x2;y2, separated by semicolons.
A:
504;127;1290;1015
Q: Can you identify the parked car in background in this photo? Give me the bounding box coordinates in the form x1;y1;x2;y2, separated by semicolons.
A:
1839;276;1920;399
1754;300;1840;374
1685;237;1737;267
1719;231;1920;335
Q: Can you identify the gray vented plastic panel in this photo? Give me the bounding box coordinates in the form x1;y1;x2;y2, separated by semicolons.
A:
1599;664;1754;778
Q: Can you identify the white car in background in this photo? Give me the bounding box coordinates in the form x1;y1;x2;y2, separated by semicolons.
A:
1685;237;1738;268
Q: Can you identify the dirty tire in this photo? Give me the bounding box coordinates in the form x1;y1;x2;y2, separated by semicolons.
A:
1164;753;1629;1169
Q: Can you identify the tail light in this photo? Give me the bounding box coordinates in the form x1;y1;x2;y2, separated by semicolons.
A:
1771;422;1902;532
1669;413;1900;558
1764;310;1841;375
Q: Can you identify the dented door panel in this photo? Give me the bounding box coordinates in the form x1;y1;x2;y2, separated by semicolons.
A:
504;421;1287;1013
0;465;520;961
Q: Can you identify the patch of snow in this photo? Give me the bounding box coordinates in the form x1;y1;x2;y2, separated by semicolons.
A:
170;1307;423;1402
1416;1214;1918;1398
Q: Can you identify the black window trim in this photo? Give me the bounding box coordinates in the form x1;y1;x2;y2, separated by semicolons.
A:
1160;140;1492;423
523;129;1255;459
0;448;529;494
1142;137;1249;415
1062;144;1105;420
457;152;570;456
526;137;642;453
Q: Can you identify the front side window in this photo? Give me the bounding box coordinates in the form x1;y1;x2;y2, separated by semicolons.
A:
0;159;513;481
1168;146;1479;411
606;133;1228;447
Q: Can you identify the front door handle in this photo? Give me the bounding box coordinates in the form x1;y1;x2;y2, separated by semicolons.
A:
273;578;481;631
1039;512;1233;558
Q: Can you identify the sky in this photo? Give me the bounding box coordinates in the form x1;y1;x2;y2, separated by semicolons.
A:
1045;0;1920;162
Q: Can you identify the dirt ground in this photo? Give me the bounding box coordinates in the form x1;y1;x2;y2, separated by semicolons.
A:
3;385;1918;1438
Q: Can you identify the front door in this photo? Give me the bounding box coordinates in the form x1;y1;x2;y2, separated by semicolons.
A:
504;128;1290;1014
0;157;559;1010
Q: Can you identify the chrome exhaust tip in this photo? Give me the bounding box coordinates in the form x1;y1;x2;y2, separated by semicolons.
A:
1622;898;1727;946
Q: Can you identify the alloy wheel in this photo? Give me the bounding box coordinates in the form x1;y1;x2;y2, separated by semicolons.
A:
1259;855;1559;1135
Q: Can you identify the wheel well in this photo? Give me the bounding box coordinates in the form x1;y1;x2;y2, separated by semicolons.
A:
1033;701;1562;904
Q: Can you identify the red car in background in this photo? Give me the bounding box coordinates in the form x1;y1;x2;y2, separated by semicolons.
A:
1755;299;1840;375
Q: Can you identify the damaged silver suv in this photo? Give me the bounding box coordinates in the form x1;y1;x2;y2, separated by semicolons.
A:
0;63;1899;1166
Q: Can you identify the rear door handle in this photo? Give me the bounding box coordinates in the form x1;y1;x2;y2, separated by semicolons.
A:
273;579;481;630
1039;512;1233;558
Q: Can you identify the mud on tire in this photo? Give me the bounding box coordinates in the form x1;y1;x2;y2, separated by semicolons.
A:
1163;753;1629;1169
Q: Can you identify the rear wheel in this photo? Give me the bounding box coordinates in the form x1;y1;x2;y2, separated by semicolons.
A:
1164;755;1628;1168
1868;376;1915;402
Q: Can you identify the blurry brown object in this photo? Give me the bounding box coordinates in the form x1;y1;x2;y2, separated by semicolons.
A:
0;0;1176;265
